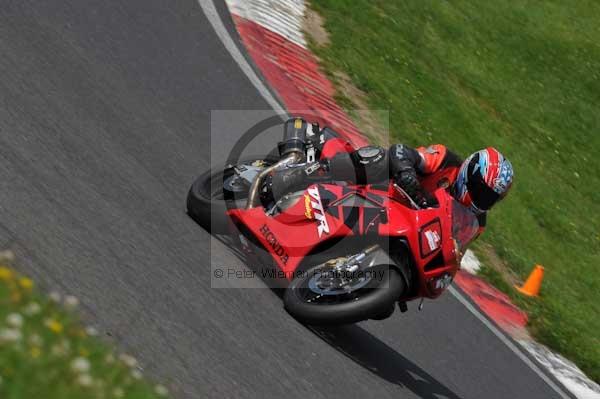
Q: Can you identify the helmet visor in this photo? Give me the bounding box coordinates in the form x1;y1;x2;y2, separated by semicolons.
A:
466;176;501;211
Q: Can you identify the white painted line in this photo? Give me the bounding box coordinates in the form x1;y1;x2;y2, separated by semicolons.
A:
225;0;307;48
520;340;600;399
201;2;575;397
449;286;572;399
196;0;286;115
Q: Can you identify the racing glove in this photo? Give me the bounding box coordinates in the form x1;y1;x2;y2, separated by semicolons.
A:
395;168;436;209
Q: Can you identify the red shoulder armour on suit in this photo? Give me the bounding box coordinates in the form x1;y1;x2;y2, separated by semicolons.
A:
415;144;448;174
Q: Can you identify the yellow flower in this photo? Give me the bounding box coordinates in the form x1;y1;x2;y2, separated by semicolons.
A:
79;348;90;357
0;266;13;281
18;277;33;291
45;319;63;334
30;347;41;358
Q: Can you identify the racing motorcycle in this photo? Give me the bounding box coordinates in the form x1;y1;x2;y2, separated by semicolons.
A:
187;119;480;325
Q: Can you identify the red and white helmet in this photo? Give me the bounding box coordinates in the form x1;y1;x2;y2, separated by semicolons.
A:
453;147;513;214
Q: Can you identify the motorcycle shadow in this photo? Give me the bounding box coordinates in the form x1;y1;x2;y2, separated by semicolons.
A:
309;324;462;399
215;235;460;398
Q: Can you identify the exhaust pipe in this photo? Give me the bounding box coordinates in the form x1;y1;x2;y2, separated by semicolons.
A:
246;118;308;209
246;152;302;209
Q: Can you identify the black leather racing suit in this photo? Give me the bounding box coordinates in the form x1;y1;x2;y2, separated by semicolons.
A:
268;119;488;231
270;140;448;208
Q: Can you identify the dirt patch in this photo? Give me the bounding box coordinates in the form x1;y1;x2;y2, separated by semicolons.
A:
479;242;521;287
332;71;389;145
303;8;330;47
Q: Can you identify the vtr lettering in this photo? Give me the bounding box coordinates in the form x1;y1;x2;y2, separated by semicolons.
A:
259;224;289;265
307;187;330;237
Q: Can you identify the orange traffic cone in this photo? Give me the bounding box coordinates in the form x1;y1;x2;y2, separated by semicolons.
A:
515;265;544;297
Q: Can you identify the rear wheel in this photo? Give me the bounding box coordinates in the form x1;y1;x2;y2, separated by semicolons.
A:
284;263;405;325
186;155;278;234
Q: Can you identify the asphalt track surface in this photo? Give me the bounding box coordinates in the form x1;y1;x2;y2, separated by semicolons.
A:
0;1;572;398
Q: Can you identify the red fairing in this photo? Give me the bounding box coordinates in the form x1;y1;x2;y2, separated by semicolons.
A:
228;183;462;299
320;137;355;159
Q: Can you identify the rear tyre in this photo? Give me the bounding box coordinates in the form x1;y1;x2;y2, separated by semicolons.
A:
283;264;405;325
186;155;278;234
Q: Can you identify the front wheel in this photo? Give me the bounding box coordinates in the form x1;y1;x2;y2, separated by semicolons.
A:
283;263;405;325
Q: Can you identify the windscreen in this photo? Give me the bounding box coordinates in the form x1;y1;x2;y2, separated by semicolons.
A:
390;184;420;210
452;199;480;253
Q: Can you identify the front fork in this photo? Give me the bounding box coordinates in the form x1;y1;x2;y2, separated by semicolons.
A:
329;244;380;274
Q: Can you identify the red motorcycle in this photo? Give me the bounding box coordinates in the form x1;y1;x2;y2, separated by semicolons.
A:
187;124;480;325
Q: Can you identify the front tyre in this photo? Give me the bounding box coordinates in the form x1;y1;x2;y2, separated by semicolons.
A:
283;264;404;325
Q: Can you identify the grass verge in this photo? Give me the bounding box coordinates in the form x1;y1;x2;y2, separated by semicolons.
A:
0;255;169;399
308;0;600;382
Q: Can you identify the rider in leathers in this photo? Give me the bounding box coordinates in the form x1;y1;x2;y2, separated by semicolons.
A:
269;118;514;232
